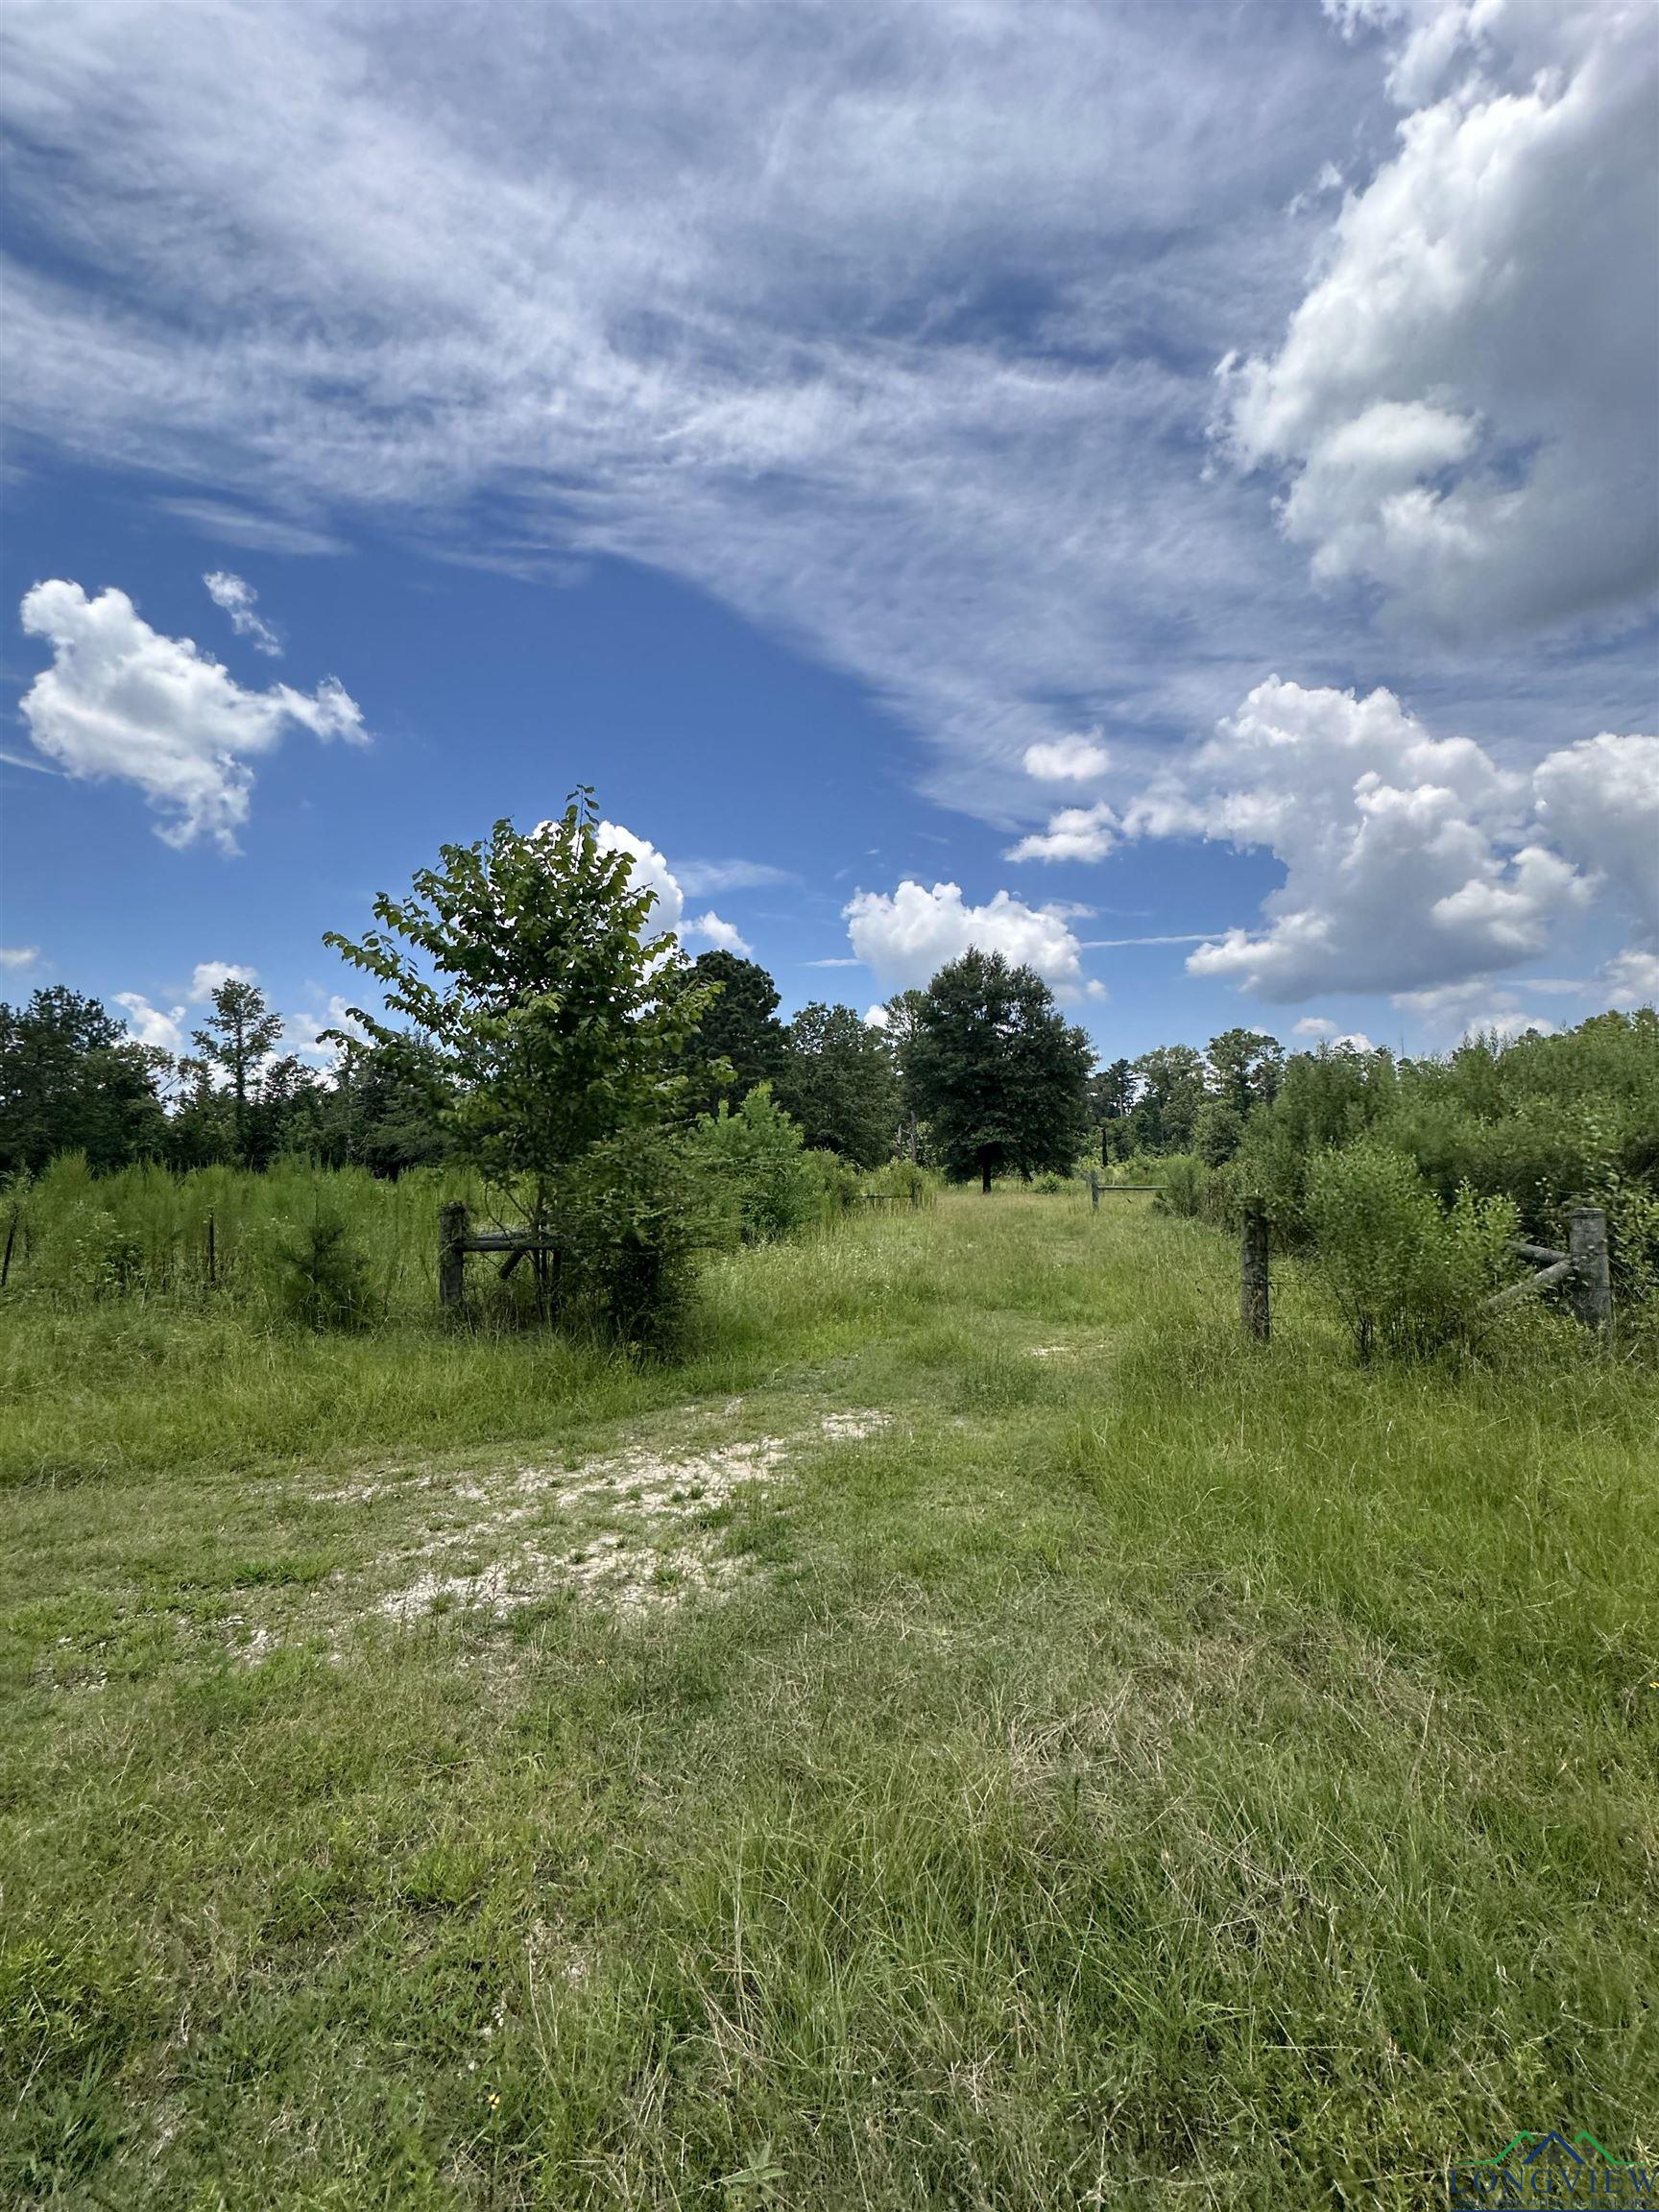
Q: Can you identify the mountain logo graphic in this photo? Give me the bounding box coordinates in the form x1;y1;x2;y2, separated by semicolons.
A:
1445;2130;1654;2207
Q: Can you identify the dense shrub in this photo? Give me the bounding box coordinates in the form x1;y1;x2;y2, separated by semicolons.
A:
547;1129;706;1354
1305;1142;1520;1363
276;1206;373;1330
688;1086;826;1245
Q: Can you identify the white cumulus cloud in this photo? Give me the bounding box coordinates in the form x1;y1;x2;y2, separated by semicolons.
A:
843;880;1102;998
204;570;280;655
1023;734;1110;782
18;582;365;852
115;991;186;1053
1121;677;1641;1001
1222;0;1659;636
189;960;257;1000
686;911;753;957
0;946;39;971
1006;802;1118;864
1600;948;1659;1011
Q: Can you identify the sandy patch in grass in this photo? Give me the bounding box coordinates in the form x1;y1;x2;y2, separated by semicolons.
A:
366;1412;893;1627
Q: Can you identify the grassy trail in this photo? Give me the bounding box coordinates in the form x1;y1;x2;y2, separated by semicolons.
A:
3;1194;1655;2208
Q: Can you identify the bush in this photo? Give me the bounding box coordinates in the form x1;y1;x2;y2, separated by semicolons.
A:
687;1086;824;1245
1152;1153;1216;1221
548;1129;705;1354
1305;1142;1520;1363
275;1206;373;1330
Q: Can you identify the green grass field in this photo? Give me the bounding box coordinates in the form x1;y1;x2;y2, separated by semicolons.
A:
4;1192;1655;2209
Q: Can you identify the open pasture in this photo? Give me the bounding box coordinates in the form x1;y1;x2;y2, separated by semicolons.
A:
3;1192;1655;2208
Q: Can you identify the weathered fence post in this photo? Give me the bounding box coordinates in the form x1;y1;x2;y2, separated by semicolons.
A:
205;1210;216;1288
1240;1201;1270;1342
909;1173;922;1213
1569;1205;1612;1341
0;1205;16;1291
1089;1169;1101;1214
439;1200;469;1310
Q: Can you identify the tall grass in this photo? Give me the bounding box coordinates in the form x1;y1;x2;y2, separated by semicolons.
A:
3;1194;1654;2206
1;1156;486;1324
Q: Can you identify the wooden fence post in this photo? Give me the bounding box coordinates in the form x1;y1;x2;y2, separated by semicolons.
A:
0;1206;16;1291
205;1210;216;1288
1089;1170;1101;1214
439;1200;469;1310
909;1174;922;1213
1240;1201;1269;1342
1569;1205;1612;1341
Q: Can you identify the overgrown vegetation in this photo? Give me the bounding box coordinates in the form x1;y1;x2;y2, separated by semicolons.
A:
3;1195;1653;2207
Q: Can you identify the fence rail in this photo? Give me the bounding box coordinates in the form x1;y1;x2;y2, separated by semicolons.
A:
1236;1200;1613;1345
1087;1171;1164;1212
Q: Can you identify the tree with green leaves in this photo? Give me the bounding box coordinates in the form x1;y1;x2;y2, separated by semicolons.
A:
325;796;714;1235
1205;1027;1284;1117
0;988;166;1175
775;1000;899;1166
192;979;284;1166
685;950;787;1118
1089;1055;1136;1164
1128;1043;1208;1153
905;951;1091;1191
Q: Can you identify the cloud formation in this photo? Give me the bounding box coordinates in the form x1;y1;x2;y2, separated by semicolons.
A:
1222;0;1659;634
0;946;38;971
1125;680;1655;1001
1023;734;1109;782
114;991;185;1053
844;880;1102;998
18;582;364;851
0;0;1493;824
204;570;281;655
1006;802;1118;864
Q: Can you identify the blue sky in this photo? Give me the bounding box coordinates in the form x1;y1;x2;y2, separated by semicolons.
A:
1;0;1655;1067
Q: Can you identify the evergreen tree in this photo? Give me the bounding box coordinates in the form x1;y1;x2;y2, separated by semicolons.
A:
1205;1027;1284;1117
1129;1044;1208;1152
192;979;284;1166
685;950;787;1118
906;951;1091;1191
775;1001;898;1166
0;988;166;1175
1089;1056;1136;1163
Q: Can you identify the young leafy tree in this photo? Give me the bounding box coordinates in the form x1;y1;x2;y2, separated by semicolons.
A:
775;1000;899;1166
325;796;714;1226
906;951;1091;1191
0;988;166;1175
192;979;283;1166
685;950;787;1118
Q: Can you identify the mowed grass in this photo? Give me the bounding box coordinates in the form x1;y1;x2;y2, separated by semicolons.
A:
2;1194;1655;2209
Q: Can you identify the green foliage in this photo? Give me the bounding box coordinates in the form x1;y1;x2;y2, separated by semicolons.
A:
906;951;1091;1190
776;1001;899;1166
546;1128;705;1355
1127;1044;1208;1153
192;980;285;1166
0;989;166;1177
685;951;787;1119
325;796;713;1208
1151;1153;1212;1220
1305;1142;1521;1362
1205;1026;1284;1115
275;1205;373;1331
689;1085;824;1245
